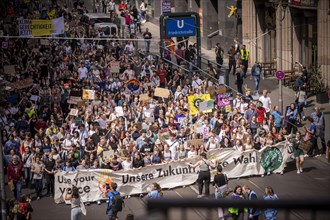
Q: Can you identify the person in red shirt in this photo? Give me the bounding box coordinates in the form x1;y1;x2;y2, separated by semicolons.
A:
7;155;25;199
34;118;47;134
157;67;167;88
118;1;127;11
256;102;266;125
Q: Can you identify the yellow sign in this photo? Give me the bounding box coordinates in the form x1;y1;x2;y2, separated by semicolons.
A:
188;94;212;115
83;89;95;100
30;19;54;36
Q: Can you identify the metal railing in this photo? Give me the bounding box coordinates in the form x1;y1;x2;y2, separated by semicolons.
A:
144;198;330;220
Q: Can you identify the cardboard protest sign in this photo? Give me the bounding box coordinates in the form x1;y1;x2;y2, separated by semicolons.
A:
9;78;33;90
115;106;124;117
4;65;16;76
188;94;212;115
103;150;115;161
154;87;170;98
126;79;140;91
30;95;39;102
208;85;216;95
199;101;208;112
225;105;231;113
199;100;214;112
83;89;95;100
217;94;231;107
187;139;204;147
203;127;210;139
67;97;82;105
69;108;79;116
139;93;150;102
110;61;120;73
217;85;227;94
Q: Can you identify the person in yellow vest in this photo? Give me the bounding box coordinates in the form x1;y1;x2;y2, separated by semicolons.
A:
229;185;246;220
240;44;249;78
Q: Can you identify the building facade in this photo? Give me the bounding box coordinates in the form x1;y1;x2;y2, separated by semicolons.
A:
144;0;329;87
242;0;329;88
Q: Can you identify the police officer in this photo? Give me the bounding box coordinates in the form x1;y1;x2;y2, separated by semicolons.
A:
240;44;249;78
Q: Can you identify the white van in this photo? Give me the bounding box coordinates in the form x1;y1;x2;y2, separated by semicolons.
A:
94;23;118;38
80;13;111;28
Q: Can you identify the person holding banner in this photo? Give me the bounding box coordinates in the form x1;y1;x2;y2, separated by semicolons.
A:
106;182;124;220
292;131;304;174
187;152;216;198
65;186;82;220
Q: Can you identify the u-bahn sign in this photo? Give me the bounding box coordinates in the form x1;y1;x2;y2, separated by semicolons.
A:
165;17;196;37
160;12;201;68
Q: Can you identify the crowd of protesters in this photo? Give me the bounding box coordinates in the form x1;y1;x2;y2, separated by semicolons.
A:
0;2;329;220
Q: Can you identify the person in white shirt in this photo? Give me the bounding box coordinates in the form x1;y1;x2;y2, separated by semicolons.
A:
258;89;272;114
108;0;116;15
139;0;147;22
239;97;248;115
233;139;244;151
123;65;135;79
121;157;133;170
92;65;101;79
78;63;88;80
191;74;203;89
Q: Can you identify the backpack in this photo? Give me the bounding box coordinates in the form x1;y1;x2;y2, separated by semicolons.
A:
109;192;124;212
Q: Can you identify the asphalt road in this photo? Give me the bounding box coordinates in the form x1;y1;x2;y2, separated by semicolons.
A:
10;156;328;220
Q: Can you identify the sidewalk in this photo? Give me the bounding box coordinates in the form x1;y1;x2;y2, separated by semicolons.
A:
142;21;330;154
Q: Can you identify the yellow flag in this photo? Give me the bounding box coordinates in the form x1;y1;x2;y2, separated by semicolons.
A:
188;94;212;115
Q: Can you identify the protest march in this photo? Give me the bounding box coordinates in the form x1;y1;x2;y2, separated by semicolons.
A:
1;1;328;220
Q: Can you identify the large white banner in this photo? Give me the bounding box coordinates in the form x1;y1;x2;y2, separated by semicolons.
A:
54;143;290;203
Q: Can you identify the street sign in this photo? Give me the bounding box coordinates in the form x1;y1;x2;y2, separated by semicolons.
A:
161;0;171;14
275;70;285;80
165;17;196;37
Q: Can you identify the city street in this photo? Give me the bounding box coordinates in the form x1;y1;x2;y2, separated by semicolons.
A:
15;156;329;220
2;1;330;220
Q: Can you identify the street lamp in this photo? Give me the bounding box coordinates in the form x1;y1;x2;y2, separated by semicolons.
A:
276;0;288;114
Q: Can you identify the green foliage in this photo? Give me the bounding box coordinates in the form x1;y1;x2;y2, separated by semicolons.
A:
308;64;326;94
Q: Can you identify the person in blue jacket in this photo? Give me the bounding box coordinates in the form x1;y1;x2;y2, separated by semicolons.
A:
263;186;278;220
243;185;261;220
106;182;123;220
146;183;163;199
